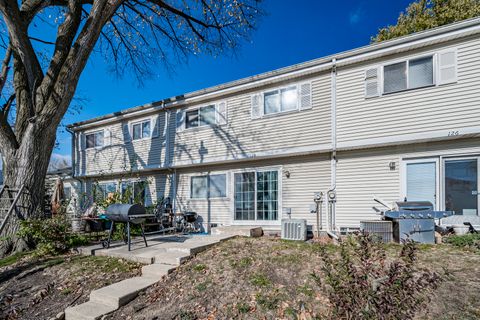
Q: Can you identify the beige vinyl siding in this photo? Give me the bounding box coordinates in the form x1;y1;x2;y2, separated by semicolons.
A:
335;137;480;228
335;148;400;228
172;73;332;166
78;113;170;176
174;154;331;229
336;36;480;145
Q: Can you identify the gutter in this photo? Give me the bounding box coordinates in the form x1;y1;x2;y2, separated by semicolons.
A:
67;18;480;131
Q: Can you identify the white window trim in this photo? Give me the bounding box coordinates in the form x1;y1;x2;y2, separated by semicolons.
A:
400;158;440;210
129;117;153;141
85;129;105;150
189;171;229;200
184;104;218;131
230;166;282;226
381;53;437;95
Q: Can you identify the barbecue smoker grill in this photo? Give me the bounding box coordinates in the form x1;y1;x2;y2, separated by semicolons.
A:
104;204;152;251
383;201;453;244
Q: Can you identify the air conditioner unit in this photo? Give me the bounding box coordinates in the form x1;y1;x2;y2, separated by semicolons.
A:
360;220;393;243
281;219;307;241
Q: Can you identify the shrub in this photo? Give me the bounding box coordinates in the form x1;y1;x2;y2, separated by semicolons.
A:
314;234;441;320
19;215;90;256
444;233;480;252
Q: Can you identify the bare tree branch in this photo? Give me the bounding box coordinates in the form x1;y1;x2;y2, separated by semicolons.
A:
0;45;12;96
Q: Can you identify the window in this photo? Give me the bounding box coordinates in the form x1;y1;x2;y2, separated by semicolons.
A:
190;174;227;199
234;170;278;221
383;56;434;94
132;120;151;140
86;131;104;149
186;105;216;129
121;181;147;204
264;86;298;115
94;182;117;202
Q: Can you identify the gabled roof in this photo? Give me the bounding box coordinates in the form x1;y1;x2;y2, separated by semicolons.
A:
68;17;480;130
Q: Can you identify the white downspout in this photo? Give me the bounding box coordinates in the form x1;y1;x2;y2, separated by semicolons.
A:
329;58;338;233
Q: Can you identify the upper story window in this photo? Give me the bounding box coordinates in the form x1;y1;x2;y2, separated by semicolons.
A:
191;174;227;199
365;49;456;98
186;105;216;129
264;86;298;115
383;56;434;94
86;130;104;149
132;119;151;140
251;82;312;119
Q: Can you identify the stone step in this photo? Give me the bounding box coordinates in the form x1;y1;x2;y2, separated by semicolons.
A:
89;277;158;308
142;263;176;278
65;301;117;320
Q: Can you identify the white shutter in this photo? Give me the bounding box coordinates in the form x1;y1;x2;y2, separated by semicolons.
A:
151;116;159;138
176;109;185;132
365;67;380;98
298;82;312;110
215;101;228;125
251;93;263;119
79;132;86;150
438;50;457;85
123;123;131;143
104;128;112;146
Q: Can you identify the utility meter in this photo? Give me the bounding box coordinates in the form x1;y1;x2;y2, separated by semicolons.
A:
314;192;324;203
327;190;336;202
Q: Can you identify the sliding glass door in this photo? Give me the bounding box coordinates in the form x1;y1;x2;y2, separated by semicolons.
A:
445;158;478;216
234;170;279;222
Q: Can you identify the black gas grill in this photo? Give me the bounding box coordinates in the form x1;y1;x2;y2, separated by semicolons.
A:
383;201;453;244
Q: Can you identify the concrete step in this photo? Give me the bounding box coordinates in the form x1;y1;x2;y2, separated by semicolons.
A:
142;264;176;278
89;277;158;308
211;226;263;237
153;251;190;265
65;301;117;320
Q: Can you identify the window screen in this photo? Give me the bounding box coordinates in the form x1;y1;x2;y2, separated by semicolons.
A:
199;105;216;126
142;121;151;138
384;62;407;93
132;123;142;140
264;90;280;115
209;174;227;198
409;57;433;89
191;176;208;198
186;110;199;128
281;86;297;112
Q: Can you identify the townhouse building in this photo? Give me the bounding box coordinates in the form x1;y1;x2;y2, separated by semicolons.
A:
67;18;480;233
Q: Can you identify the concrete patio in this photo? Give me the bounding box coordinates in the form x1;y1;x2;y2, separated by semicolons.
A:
78;233;237;264
65;228;260;320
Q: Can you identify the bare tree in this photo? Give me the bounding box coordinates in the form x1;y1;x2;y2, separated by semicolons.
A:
0;0;262;256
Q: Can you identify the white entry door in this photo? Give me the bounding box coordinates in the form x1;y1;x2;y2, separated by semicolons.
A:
403;159;439;209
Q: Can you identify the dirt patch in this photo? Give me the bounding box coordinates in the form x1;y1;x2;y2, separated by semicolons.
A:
108;237;480;320
0;253;142;320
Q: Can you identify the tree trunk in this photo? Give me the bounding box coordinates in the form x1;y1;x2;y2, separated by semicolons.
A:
0;120;56;257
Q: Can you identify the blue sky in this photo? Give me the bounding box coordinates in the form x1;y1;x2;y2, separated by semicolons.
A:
54;0;412;158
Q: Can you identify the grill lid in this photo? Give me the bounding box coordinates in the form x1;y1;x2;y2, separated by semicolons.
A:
395;201;434;211
105;203;148;222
